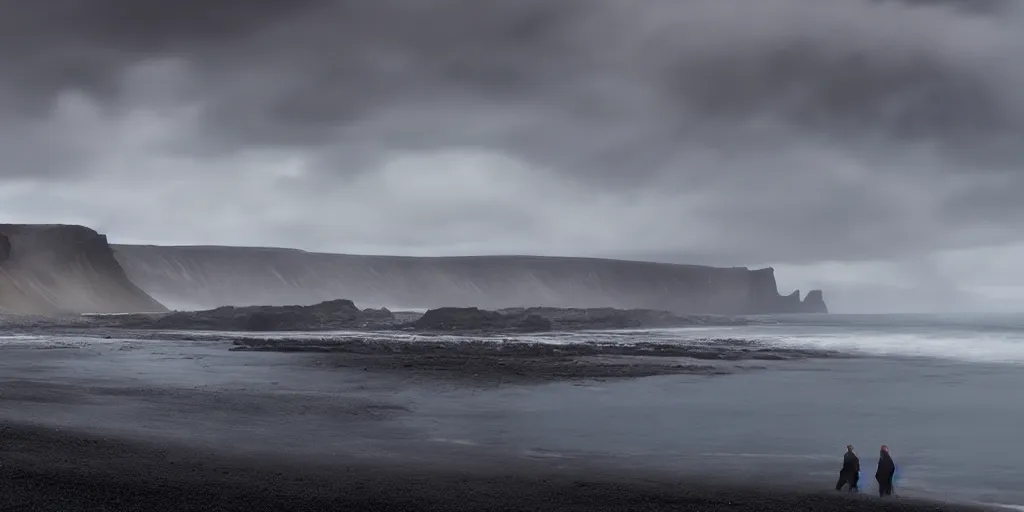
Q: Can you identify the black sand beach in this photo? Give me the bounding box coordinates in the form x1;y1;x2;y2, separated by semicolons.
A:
0;424;984;512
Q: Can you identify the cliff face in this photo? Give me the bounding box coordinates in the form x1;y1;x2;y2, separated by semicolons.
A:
0;233;10;262
112;244;827;315
0;225;167;315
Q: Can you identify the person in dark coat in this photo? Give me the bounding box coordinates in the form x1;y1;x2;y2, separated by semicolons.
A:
876;445;896;496
835;444;860;492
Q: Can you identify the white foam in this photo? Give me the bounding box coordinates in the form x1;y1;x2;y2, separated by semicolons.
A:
428;438;481;446
0;334;125;347
758;331;1024;365
609;324;1024;365
0;335;45;341
700;452;836;460
81;311;166;317
11;320;1022;366
523;449;573;459
189;323;1024;365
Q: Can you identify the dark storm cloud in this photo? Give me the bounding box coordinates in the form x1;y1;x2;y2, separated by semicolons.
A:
0;0;323;97
1;0;1023;271
202;0;1023;180
6;0;1021;158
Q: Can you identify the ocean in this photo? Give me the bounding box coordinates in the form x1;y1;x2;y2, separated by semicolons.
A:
1;313;1022;509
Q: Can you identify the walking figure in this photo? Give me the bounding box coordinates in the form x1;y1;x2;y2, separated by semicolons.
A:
875;445;896;497
835;444;860;492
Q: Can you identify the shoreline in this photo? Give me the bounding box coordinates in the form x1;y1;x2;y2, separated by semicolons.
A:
3;327;1021;508
0;423;988;512
2;328;854;385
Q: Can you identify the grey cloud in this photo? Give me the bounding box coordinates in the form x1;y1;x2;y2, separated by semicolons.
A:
1;0;1023;279
6;0;1021;162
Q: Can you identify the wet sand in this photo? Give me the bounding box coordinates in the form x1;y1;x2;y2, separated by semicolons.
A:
0;333;998;511
0;424;984;512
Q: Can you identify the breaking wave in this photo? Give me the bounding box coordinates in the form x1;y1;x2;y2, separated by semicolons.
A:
6;313;1024;365
117;320;1024;365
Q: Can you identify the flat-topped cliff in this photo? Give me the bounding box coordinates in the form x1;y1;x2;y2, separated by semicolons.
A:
112;244;827;315
0;225;167;315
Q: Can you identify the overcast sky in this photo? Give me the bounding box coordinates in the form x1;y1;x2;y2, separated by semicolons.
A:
1;0;1022;313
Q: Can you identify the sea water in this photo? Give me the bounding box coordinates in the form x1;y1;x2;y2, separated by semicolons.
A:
2;313;1022;507
385;314;1024;507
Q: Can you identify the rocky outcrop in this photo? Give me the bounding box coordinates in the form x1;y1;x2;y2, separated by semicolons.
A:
107;301;553;333
0;225;167;315
116;299;396;331
801;290;828;313
112;245;829;315
497;307;748;330
93;300;750;333
0;234;10;263
741;269;828;314
411;307;552;333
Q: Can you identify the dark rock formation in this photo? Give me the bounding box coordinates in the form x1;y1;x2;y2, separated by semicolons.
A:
497;307;748;330
411;307;552;333
94;300;756;333
0;234;10;263
744;267;783;313
112;245;829;315
781;290;802;310
801;289;828;313
117;299;397;331
741;269;827;314
0;225;167;315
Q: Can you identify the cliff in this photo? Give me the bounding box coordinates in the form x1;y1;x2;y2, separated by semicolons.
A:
0;225;167;315
111;244;827;315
